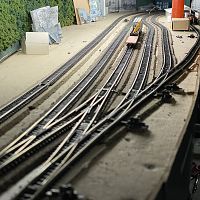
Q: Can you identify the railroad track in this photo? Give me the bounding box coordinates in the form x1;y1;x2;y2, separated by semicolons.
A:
0;13;137;125
151;15;174;78
110;14;173;115
0;14;164;199
0;15;143;175
1;14;198;200
0;47;133;172
23;23;200;200
14;46;135;200
111;15;156;113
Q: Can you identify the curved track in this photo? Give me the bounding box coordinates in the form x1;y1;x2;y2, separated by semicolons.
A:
27;24;200;200
0;13;136;125
0;14;165;199
112;14;174;114
151;15;174;78
112;15;155;113
0;15;142;174
0;14;198;200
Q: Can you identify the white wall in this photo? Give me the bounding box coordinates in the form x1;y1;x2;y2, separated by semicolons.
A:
100;0;106;16
106;0;136;12
192;0;200;12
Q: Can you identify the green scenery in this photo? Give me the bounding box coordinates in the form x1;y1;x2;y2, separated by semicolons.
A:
0;0;192;53
0;0;75;52
185;0;191;7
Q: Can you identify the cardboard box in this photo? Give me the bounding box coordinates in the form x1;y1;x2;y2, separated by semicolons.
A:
172;18;190;31
22;32;49;55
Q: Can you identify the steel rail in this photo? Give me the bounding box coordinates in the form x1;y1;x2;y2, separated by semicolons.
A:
0;15;142;173
14;24;200;200
43;46;134;166
1;43;136;200
112;15;155;113
2;14;197;200
0;14;157;200
0;45;134;173
151;14;173;78
0;13;136;124
116;14;174;116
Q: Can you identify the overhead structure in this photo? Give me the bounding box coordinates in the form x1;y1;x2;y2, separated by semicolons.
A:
172;0;184;18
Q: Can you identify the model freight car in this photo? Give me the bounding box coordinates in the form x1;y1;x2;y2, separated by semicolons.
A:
126;19;142;47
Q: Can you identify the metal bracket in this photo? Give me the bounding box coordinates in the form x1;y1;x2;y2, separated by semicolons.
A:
45;184;85;200
155;89;173;103
165;83;185;95
161;89;173;103
121;117;148;131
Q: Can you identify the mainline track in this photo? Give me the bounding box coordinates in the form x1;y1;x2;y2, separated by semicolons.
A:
0;13;136;125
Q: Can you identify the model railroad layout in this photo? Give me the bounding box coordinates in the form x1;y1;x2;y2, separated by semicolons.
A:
0;12;200;200
0;13;137;125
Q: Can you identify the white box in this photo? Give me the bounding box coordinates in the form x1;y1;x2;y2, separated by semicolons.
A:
172;18;190;31
195;11;200;19
23;32;49;55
